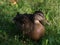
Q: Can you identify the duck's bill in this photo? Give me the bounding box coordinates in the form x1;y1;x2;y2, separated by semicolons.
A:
44;19;50;25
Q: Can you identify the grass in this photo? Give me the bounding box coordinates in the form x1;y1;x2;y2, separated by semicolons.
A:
0;0;60;45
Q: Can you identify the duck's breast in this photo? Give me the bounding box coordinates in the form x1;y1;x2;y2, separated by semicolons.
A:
31;23;45;40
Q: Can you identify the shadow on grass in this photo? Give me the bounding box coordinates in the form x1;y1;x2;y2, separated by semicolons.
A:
0;14;23;43
0;16;19;35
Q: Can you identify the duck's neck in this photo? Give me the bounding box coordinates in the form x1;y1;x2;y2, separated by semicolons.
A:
34;20;40;23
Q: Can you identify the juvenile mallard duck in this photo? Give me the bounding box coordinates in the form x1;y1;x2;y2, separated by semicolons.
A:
13;11;49;41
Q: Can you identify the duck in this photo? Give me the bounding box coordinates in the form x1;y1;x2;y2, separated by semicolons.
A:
13;11;49;41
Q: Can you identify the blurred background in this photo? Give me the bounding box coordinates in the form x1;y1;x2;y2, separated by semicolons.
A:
0;0;60;45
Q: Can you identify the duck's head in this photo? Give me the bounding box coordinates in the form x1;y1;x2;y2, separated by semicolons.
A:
34;11;50;25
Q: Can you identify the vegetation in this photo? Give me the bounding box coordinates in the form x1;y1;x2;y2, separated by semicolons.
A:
0;0;60;45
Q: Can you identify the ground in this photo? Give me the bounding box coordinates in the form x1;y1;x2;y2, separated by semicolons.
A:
0;0;60;45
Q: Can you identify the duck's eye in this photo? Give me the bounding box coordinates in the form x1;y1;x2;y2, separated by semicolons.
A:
37;13;44;17
37;13;41;15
